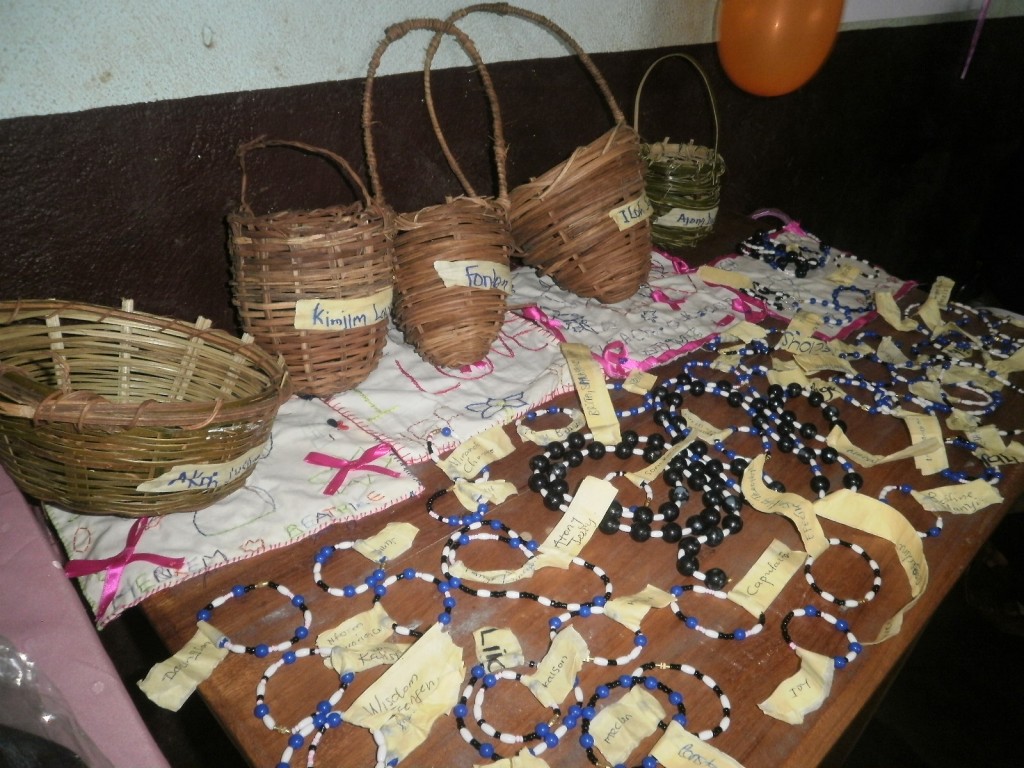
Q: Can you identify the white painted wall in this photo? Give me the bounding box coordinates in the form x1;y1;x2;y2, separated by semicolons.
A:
1;0;1019;120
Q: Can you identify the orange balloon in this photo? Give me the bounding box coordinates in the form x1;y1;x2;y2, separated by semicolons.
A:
717;0;844;97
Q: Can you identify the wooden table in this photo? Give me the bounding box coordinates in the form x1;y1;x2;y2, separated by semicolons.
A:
142;217;1024;768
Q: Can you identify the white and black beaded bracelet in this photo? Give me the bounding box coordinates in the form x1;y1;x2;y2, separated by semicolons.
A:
803;538;882;608
196;581;311;657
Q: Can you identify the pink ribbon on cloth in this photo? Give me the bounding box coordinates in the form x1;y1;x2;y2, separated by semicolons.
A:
518;305;567;343
655;252;694;275
650;288;686;310
595;341;641;379
65;517;186;621
730;296;768;324
304;443;402;496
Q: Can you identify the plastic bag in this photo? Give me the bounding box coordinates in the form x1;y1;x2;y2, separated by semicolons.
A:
0;635;112;768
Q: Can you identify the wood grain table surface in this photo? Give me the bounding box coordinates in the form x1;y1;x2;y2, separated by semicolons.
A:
142;216;1024;768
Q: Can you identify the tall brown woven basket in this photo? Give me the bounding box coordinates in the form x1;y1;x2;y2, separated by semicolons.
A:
0;300;291;517
440;3;653;304
363;18;514;368
227;139;395;398
634;53;726;251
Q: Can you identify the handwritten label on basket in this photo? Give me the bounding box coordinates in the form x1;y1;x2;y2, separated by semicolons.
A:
653;205;718;230
608;194;653;231
135;443;267;493
433;260;511;292
293;288;393;331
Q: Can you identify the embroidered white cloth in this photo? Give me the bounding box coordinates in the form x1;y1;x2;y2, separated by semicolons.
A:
45;397;422;628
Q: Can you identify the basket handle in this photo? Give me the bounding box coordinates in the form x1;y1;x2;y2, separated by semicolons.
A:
633;53;720;158
236;137;373;216
362;18;508;206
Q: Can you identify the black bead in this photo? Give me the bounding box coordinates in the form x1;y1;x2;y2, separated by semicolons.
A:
705;568;728;590
777;435;796;453
727;390;744;408
797;447;815;465
786;383;804;398
699;507;721;527
843;472;864;490
621;430;640;447
834;419;848;433
768;480;786;493
686;514;708;534
550;463;567;480
722;514;743;534
702;489;724;509
547;441;565;459
823;405;841;423
567;431;586;450
661;522;683;543
678;535;702;556
565;449;584;467
544;492;565;511
705;458;724;476
799;422;818;440
730;457;749;477
690;441;709;457
810;475;830;494
676;555;699;577
629;522;652;542
615;442;634;459
705;527;725;547
643;446;663;463
717;379;733;392
767;384;785;399
528;473;548;492
633;506;654;525
647;433;666;451
599;515;620;534
689;380;706;396
588;442;606;459
659;501;681;522
663;469;681;487
820;447;839;464
529;455;550;473
808;391;825;407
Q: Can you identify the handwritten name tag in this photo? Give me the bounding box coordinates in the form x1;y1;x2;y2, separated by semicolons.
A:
136;442;267;493
608;194;653;231
294;288;393;330
433;260;511;292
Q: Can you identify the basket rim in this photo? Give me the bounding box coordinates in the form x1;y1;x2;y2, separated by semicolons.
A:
0;299;291;428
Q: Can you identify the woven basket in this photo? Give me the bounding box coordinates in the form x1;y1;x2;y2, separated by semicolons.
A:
440;3;652;304
227;138;395;397
0;299;291;517
634;53;726;251
363;18;513;368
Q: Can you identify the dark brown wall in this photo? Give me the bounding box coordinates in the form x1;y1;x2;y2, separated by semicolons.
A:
2;18;1022;333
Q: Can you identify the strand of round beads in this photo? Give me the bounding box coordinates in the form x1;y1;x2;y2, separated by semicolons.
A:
439;519;614;612
196;581;311;657
780;605;863;669
631;661;731;740
547;604;647;667
452;665;566;760
878;484;943;539
255;647;353;734
370;568;458;635
576;674;687;768
669;584;766;640
803;539;882;607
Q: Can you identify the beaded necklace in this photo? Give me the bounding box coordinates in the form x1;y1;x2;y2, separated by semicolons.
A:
631;661;732;740
196;581;311;657
780;605;863;669
669;583;766;641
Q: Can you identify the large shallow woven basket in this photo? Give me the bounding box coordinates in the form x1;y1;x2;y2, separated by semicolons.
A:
0;300;291;517
227;138;395;398
634;53;726;251
442;3;653;304
363;18;513;368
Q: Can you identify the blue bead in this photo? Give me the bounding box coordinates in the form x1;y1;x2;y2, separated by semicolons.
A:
582;706;596;720
313;713;327;729
805;605;820;617
343;585;356;598
291;594;305;607
563;715;578;730
472;665;486;678
580;733;595;748
849;642;863;654
283;651;297;664
836;619;850;632
597;684;610;698
288;733;304;749
685;616;699;629
508;537;521;549
619;675;634;688
438;612;451;625
317;700;332;714
549;617;562;630
734;629;746;641
479;743;494;758
544;732;559;748
374;584;387;597
341;672;355;684
294;626;308;640
403;568;416;580
634;633;648;647
670;585;683;597
449;577;462;588
834;656;848;669
578;604;592;617
484;674;497;688
231;584;246;597
669;691;683;705
372;568;386;582
593;595;606;607
644;677;658;690
253;644;270;658
643;756;658;768
327;712;343;728
197;609;211;622
444;597;456;608
453;703;468;717
254;703;269;718
441;427;452;436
